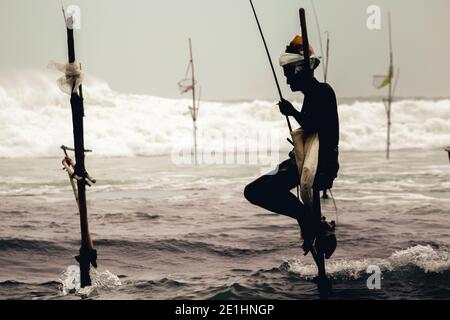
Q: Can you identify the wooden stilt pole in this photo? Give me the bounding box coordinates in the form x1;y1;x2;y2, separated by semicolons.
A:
300;8;331;296
188;39;198;166
298;7;318;210
310;1;331;199
64;15;97;288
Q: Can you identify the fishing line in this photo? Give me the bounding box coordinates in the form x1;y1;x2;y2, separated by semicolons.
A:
328;188;338;228
310;0;326;81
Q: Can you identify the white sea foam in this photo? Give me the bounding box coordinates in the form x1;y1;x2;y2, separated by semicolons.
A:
286;245;450;280
1;69;449;158
59;265;122;297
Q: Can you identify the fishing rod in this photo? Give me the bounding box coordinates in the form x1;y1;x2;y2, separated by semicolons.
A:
249;0;293;133
324;31;330;83
310;0;327;82
61;5;97;288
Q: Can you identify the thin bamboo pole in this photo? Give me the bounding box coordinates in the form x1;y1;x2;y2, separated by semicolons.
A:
189;38;198;166
386;12;393;160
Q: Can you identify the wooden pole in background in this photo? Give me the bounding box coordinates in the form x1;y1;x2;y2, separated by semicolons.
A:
386;12;393;160
189;38;198;166
65;17;97;288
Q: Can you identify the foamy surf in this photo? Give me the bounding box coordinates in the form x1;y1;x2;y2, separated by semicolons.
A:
0;69;449;158
58;265;121;297
285;245;450;280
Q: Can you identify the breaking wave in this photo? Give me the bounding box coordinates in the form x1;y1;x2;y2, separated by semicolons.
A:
1;68;449;158
285;245;450;280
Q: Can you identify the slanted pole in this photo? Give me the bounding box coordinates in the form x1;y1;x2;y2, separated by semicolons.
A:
299;9;312;78
324;32;330;83
310;0;327;83
249;0;293;133
65;18;97;288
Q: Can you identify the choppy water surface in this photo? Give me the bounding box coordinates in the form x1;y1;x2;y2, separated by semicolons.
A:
0;149;449;299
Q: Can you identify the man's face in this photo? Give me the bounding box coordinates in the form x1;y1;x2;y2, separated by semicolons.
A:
283;63;311;92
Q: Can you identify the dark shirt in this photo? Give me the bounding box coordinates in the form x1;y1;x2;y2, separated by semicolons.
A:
293;78;340;189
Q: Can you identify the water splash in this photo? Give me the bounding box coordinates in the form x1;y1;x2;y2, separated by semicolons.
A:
286;245;450;280
59;265;122;297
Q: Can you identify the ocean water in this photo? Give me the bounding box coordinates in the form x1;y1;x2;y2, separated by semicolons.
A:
0;69;449;300
0;149;449;300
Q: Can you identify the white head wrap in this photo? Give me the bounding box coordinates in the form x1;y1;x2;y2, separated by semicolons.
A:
279;52;320;69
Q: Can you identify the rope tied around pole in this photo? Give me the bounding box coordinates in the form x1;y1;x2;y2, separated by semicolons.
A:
48;61;84;95
61;146;96;186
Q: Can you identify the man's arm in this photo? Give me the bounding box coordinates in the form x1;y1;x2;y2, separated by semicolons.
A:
278;99;321;132
296;85;336;132
278;84;336;131
292;106;319;132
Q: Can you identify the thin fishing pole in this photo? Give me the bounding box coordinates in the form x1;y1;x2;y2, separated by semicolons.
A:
60;0;68;27
328;189;338;236
249;0;292;132
310;0;326;81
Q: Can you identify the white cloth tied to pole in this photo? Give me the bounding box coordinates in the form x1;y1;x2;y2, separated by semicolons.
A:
48;61;84;95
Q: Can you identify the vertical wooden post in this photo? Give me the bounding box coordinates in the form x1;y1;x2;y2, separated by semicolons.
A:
65;19;97;288
299;7;327;279
386;12;393;160
189;38;198;166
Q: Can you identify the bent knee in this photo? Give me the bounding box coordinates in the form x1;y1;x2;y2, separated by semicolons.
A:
244;182;261;205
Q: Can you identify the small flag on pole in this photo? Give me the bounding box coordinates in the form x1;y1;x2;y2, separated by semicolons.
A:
373;74;391;89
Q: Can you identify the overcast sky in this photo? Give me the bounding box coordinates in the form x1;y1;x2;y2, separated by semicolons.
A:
0;0;449;100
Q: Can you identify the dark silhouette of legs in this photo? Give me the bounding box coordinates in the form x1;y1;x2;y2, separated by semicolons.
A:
244;158;310;225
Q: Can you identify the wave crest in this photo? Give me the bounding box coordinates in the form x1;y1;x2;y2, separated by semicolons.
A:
286;245;450;280
1;69;449;157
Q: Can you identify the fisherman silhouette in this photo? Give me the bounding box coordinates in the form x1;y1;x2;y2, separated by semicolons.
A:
244;36;339;291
